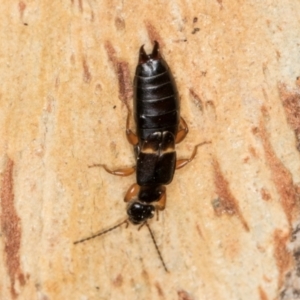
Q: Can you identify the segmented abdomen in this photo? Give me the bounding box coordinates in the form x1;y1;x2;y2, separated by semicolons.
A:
134;61;179;141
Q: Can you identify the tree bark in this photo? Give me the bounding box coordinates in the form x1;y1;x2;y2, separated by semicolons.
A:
1;1;300;299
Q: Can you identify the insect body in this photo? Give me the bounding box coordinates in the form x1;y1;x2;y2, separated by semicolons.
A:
127;41;180;224
75;41;209;271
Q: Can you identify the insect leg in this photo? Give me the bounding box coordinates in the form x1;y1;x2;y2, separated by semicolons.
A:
155;186;167;211
89;164;136;176
124;183;140;202
126;109;138;146
154;187;166;221
176;141;211;169
175;117;189;144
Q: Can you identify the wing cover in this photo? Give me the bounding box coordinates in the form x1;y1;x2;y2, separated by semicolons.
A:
136;131;176;185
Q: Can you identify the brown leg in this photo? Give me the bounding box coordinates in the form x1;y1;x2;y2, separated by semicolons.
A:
88;164;136;176
126;110;138;146
175;117;189;144
124;183;140;202
154;187;166;221
155;186;167;211
176;141;211;169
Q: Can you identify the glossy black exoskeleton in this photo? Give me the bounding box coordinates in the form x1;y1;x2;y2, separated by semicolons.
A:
75;42;209;271
122;41;206;225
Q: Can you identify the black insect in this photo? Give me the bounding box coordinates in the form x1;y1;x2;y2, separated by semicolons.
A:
74;41;209;272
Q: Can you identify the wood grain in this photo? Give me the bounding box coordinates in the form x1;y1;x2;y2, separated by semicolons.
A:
1;1;300;299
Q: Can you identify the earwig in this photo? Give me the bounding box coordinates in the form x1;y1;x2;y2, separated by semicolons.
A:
74;41;210;272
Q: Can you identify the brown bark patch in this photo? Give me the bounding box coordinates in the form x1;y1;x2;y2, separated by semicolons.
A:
196;224;204;239
177;289;193;300
104;41;132;109
279;83;300;130
1;158;25;298
279;83;300;151
18;1;26;19
189;88;203;111
212;159;249;231
112;274;123;287
82;57;91;83
78;0;83;12
155;281;164;298
258;118;298;224
115;17;125;31
273;229;292;288
260;188;272;201
258;286;269;300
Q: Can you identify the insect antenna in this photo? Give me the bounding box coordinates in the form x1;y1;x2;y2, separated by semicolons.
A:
74;219;128;245
145;222;169;273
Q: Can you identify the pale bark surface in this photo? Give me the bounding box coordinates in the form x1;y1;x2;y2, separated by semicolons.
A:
1;1;300;299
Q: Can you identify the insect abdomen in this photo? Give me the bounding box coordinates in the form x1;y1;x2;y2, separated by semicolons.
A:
134;51;180;141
